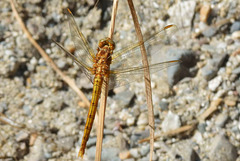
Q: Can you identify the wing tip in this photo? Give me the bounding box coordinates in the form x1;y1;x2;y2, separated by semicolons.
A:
164;24;178;30
67;8;72;14
170;59;182;64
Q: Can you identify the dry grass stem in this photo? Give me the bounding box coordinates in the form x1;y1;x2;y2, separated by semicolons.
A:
198;98;222;121
0;113;25;129
127;0;155;160
9;0;90;108
139;123;197;143
140;99;223;143
95;0;119;160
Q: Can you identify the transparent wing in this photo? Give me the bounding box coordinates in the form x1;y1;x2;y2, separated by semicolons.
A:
108;60;180;89
108;25;179;89
111;25;178;67
53;40;95;83
67;9;95;67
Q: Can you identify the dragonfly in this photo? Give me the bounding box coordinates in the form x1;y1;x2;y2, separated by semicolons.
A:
53;9;180;158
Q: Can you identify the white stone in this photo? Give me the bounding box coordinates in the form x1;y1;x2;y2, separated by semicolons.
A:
208;76;222;91
161;111;181;132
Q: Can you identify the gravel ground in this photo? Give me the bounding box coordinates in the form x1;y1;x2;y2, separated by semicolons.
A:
0;0;240;161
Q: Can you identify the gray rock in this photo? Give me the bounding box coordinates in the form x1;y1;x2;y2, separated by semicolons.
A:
102;148;120;161
159;99;169;111
82;8;101;29
22;105;32;116
43;96;64;111
161;111;181;132
0;102;8;113
168;1;196;28
201;65;218;81
202;27;217;37
15;131;29;142
126;116;135;126
56;136;75;152
201;54;227;80
30;57;38;66
137;113;148;126
27;137;45;161
44;142;57;154
171;140;200;161
197;122;207;133
140;144;150;156
201;44;216;53
27;16;46;40
115;133;129;151
230;21;240;33
27;63;35;72
139;156;149;161
146;151;158;161
56;58;68;70
0;59;21;77
215;112;228;127
208;76;222;91
129;148;140;158
209;135;237;161
86;137;97;148
87;146;120;161
130;130;149;147
213;89;227;99
85;146;96;160
113;91;135;108
232;66;240;74
77;75;93;89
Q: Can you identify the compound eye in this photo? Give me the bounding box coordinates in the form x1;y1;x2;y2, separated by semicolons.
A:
99;39;105;48
109;40;115;50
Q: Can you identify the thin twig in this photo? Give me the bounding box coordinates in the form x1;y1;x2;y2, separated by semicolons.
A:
95;0;119;160
140;99;223;143
198;98;222;121
9;0;90;108
139;122;197;143
0;113;25;129
108;0;118;38
127;1;155;160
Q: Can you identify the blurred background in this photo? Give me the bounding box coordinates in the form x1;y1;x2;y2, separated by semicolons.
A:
0;0;240;160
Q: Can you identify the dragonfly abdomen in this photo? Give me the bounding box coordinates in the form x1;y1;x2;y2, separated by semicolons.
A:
78;75;103;157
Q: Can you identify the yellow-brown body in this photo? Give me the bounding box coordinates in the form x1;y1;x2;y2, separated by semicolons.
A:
78;38;115;157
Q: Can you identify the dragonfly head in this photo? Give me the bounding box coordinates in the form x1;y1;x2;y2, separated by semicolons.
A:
98;38;115;51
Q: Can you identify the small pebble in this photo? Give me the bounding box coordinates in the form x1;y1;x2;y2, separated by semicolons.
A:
200;4;211;23
215;112;228;127
208;76;222;91
224;96;237;107
209;135;237;161
230;21;240;33
119;151;131;160
137;113;148;126
161;111;181;132
15;131;29;142
129;148;140;158
232;31;240;39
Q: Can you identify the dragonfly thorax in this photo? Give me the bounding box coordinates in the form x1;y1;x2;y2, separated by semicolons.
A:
98;37;115;52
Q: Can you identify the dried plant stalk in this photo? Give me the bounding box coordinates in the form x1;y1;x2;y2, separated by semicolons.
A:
139;123;197;143
127;0;155;160
95;0;119;160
